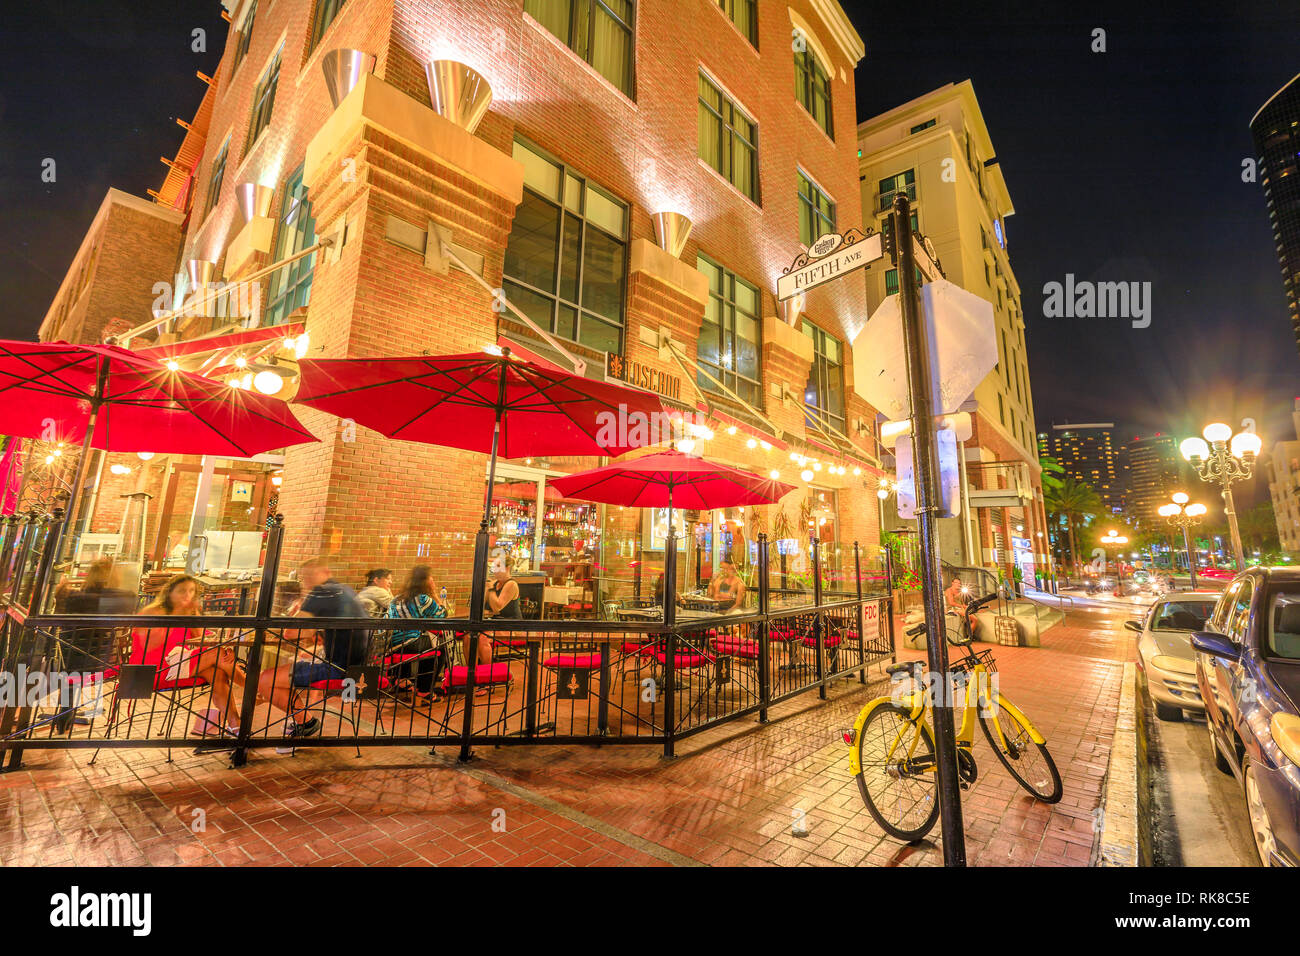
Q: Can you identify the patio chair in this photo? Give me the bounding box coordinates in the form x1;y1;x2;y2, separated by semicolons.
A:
652;632;716;727
284;630;394;758
539;638;604;733
435;646;515;739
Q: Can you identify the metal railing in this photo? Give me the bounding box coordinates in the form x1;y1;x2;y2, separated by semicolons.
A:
0;512;894;768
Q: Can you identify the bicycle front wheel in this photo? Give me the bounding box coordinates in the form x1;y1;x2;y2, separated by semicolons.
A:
980;701;1063;802
855;702;940;842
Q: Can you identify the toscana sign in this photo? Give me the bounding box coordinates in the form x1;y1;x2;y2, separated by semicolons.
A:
777;227;883;301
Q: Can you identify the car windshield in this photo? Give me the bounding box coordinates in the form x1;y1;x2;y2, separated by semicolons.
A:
1151;599;1214;631
1266;588;1300;660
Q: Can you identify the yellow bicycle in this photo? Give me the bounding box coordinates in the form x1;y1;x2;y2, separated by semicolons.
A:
845;594;1062;843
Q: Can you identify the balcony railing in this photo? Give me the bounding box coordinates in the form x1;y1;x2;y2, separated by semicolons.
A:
877;183;917;212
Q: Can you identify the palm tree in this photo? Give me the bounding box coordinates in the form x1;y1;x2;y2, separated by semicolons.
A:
1044;477;1104;574
1039;454;1066;495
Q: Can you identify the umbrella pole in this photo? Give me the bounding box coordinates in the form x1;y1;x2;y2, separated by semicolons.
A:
59;357;109;574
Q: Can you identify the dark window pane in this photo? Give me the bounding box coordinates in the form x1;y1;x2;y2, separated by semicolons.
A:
578;314;620;353
581;227;624;322
559;216;580;303
556;303;578;340
504;191;561;293
504;280;555;331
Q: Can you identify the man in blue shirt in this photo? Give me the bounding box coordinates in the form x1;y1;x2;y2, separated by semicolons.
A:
258;557;367;741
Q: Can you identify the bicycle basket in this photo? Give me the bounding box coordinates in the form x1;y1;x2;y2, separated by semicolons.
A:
952;647;997;674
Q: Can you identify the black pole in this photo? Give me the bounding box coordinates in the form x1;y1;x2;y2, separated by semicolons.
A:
854;542;866;684
894;194;965;866
757;533;770;721
231;514;284;767
61;356;110;569
662;524;677;758
812;533;826;699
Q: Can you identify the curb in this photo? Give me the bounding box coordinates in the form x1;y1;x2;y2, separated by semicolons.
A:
1094;661;1139;866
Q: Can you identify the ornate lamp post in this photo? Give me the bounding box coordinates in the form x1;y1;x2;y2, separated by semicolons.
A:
1099;529;1129;593
1157;492;1207;590
1180;422;1261;572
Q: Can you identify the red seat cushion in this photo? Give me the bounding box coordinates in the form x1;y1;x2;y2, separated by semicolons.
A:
445;662;512;688
803;635;843;648
542;653;602;668
654;652;713;668
494;637;528;648
310;676;392;692
620;641;659;656
770;628;800;640
155;676;208;690
712;637;759;659
66;667;119;683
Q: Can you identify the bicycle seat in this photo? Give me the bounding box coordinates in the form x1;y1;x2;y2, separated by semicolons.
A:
886;661;921;677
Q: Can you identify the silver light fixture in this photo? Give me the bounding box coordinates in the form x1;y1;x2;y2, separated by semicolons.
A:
652;211;693;258
234;183;275;224
424;60;493;134
321;49;376;109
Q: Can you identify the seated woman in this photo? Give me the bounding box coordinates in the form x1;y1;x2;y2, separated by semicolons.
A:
132;574;246;735
707;559;748;613
386;565;452;698
943;576;980;642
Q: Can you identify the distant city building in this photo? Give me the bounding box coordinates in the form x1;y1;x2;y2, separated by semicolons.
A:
1267;398;1300;553
1251;71;1300;353
1125;433;1180;530
1038;423;1123;515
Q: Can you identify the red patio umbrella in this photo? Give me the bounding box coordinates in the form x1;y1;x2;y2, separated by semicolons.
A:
294;348;666;528
548;449;796;534
0;340;317;541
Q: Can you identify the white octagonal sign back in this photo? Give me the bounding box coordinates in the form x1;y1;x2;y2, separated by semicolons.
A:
851;279;997;419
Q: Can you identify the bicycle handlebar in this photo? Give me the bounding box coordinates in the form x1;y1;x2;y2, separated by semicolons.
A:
902;592;998;639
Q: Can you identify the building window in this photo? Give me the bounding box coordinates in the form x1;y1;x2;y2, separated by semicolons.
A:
503;139;628;355
802;321;845;434
998;393;1005;426
910;118;936;134
204;137;230;220
232;0;257;73
716;0;756;45
698;72;759;202
877;169;915;213
525;0;635;97
265;166;316;325
697;254;761;406
797;171;835;246
244;46;282;153
794;47;832;137
883;266;921;297
308;0;348;57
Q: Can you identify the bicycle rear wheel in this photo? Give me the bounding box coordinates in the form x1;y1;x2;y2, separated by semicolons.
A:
980;703;1063;802
855;702;940;842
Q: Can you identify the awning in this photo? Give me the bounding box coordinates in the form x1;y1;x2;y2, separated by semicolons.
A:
136;323;305;362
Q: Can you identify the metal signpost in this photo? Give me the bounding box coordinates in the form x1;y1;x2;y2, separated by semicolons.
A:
777;201;971;865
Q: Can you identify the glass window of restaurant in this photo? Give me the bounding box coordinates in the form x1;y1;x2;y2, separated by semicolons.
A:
802;320;845;435
696;254;762;406
503;139;629;356
264;166;316;325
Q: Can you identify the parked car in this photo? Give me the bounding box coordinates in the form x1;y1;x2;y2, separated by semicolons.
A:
1127;592;1218;720
1192;567;1300;867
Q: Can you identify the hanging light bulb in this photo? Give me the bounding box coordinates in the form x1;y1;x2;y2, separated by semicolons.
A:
137;451;155;461
800;469;814;482
234;357;248;368
746;438;757;449
44;455;54;465
253;369;285;395
760;440;771;451
853;466;861;476
109;464;131;476
726;425;737;436
165;360;179;372
813;462;822;471
769;470;780;480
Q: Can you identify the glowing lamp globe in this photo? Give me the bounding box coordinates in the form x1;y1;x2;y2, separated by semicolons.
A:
1158;504;1179;517
1203;422;1232;444
1172;491;1189;504
1180;436;1209;462
1185;503;1208;517
1230;431;1262;459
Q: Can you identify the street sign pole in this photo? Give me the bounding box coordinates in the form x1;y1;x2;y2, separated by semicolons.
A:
892;194;966;866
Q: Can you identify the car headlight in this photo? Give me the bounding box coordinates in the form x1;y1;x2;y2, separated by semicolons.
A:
1271;713;1300;766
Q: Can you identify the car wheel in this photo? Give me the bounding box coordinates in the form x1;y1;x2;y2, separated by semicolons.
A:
1154;702;1183;722
1244;757;1278;867
1206;716;1232;774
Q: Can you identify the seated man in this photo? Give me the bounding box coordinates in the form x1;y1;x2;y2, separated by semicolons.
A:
257;557;367;739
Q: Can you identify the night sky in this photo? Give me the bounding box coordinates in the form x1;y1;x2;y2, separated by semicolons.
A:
1;0;1297;498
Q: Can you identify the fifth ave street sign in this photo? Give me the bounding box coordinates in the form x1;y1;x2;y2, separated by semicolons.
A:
777;228;883;301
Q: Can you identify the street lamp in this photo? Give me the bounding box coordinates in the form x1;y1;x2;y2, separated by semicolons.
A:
1157;493;1207;590
1099;529;1129;593
1180;421;1261;572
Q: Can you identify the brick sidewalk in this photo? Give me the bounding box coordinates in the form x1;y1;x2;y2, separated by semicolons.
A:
0;609;1132;867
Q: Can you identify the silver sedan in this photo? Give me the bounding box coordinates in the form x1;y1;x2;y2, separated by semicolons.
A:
1127;592;1220;721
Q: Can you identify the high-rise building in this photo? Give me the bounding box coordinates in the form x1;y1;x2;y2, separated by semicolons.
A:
1267;399;1300;553
1125;433;1180;530
1251;72;1300;353
858;80;1050;580
1038;423;1123;515
30;0;881;590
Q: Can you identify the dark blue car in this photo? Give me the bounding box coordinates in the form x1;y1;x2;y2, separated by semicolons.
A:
1193;567;1300;867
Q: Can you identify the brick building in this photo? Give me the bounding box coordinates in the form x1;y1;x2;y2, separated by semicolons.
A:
30;0;888;604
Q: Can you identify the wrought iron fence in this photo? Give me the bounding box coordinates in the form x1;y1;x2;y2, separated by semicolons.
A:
0;511;894;768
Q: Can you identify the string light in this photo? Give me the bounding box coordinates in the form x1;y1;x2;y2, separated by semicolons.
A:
769;469;780;480
800;469;813;482
746;438;757;449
